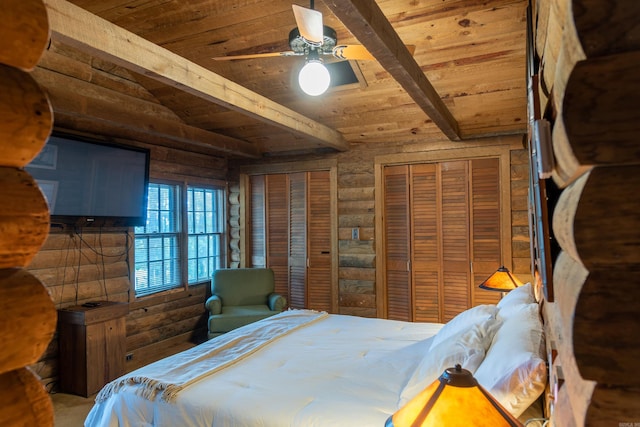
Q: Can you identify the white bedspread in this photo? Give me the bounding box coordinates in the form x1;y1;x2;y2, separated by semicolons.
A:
96;309;328;404
85;311;443;427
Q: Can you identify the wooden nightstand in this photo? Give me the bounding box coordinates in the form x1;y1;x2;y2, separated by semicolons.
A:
57;301;129;397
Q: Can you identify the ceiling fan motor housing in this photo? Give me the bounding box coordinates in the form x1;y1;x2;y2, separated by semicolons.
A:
289;26;337;54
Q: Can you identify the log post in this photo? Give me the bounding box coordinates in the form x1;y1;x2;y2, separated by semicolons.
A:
532;0;640;424
0;1;55;426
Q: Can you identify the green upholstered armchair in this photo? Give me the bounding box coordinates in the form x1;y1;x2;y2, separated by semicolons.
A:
205;268;287;339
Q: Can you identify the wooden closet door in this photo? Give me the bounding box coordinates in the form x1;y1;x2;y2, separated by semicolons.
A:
307;171;332;311
410;164;441;322
288;172;307;309
249;175;266;268
470;158;502;306
383;165;411;321
265;174;289;297
249;171;334;311
440;161;472;322
383;158;502;323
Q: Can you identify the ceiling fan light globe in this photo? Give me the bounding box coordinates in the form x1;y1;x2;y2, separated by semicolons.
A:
298;60;331;96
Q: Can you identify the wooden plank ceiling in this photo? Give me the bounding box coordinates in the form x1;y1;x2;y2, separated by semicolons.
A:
36;0;528;158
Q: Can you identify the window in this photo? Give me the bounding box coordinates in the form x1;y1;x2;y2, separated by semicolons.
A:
134;182;225;297
134;183;180;295
187;187;224;283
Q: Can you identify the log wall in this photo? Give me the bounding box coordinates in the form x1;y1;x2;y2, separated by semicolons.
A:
532;0;640;424
0;1;56;425
229;135;530;318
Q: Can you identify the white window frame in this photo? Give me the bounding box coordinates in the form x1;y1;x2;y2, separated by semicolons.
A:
133;180;226;297
186;186;225;284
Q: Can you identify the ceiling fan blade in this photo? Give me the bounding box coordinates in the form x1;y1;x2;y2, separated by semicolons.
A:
332;45;374;61
212;51;300;61
331;44;417;61
292;4;323;45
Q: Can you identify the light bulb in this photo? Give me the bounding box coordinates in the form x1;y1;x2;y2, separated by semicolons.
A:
298;60;331;96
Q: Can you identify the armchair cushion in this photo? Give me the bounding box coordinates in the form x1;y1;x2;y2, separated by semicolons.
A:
205;295;222;315
206;268;286;339
268;292;287;312
212;268;277;306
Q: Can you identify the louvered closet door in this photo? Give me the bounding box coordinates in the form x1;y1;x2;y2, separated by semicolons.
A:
249;171;333;311
470;158;502;306
307;171;332;312
289;173;307;309
265;174;289;297
440;161;472;322
249;175;266;267
410;164;441;322
383;165;411;321
383;158;502;322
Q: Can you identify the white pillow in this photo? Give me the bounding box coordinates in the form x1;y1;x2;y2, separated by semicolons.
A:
474;303;547;418
429;304;498;350
398;322;496;407
496;282;535;319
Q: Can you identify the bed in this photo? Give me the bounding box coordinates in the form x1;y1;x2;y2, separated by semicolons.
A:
85;283;547;427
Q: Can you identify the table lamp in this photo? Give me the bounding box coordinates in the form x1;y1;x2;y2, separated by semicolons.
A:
385;364;523;427
478;266;523;292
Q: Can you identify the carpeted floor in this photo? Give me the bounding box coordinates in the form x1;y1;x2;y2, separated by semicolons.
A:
52;392;96;426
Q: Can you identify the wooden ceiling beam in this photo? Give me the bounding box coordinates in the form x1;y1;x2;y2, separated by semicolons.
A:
49;98;261;159
43;0;349;152
324;0;461;141
35;69;262;159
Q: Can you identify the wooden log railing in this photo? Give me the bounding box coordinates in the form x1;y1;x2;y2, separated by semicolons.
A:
0;1;56;426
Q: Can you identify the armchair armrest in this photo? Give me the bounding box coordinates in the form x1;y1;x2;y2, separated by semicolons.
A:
268;293;287;312
205;295;222;314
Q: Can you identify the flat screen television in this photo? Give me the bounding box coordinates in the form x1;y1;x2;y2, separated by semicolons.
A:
25;133;150;227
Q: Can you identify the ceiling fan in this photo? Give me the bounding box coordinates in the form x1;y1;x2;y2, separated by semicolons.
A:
212;2;379;62
212;1;415;95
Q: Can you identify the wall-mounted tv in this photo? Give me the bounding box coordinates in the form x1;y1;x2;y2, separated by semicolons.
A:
25;133;150;227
